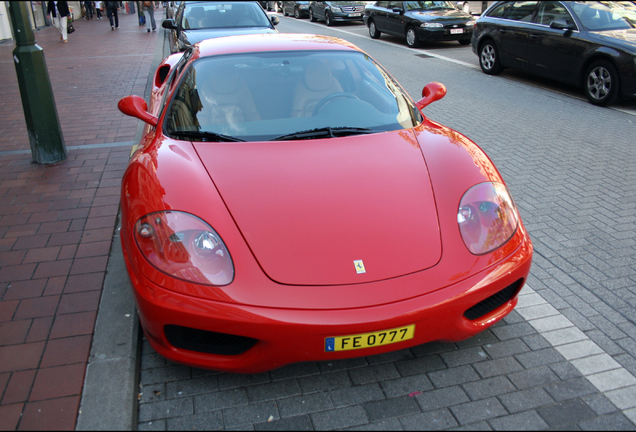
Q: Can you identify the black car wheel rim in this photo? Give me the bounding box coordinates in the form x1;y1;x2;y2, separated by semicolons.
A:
481;44;496;70
587;66;611;101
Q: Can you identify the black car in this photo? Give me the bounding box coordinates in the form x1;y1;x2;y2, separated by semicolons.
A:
363;1;476;47
162;1;280;53
281;1;311;18
472;1;636;106
309;1;367;25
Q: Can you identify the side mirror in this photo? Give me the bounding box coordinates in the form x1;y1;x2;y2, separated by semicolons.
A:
549;19;575;31
118;95;159;126
415;82;447;110
270;15;280;26
162;19;177;29
392;7;404;14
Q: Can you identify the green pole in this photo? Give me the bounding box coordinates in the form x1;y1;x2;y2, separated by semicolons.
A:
9;1;67;164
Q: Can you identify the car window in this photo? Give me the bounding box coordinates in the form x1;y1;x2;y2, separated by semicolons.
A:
534;1;573;26
404;1;456;11
182;2;271;30
571;1;634;30
504;1;537;22
376;1;390;7
165;51;423;142
486;1;513;18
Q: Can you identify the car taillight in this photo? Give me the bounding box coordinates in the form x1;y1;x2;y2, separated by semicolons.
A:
458;182;518;255
134;211;234;286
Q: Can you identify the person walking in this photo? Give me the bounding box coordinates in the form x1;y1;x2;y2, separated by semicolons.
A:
84;1;94;19
94;0;103;19
142;1;157;32
47;1;70;43
105;0;119;30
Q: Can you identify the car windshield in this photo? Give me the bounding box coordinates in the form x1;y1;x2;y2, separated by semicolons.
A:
404;1;457;11
182;2;271;30
568;1;634;30
165;50;422;142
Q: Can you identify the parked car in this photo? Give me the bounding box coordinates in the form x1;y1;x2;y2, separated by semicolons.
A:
308;1;367;25
162;1;279;53
117;32;532;373
281;0;310;17
363;1;476;47
472;1;636;106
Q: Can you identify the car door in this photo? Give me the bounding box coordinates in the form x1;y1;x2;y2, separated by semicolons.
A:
383;1;407;36
496;1;538;69
525;1;583;82
313;1;327;20
367;1;391;33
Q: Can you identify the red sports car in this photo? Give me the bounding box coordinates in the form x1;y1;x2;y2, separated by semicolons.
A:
118;33;532;373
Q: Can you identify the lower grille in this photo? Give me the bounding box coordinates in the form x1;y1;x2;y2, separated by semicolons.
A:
164;325;257;356
464;280;522;321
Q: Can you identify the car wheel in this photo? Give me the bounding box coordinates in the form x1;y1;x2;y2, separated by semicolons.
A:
479;40;503;75
406;27;420;48
294;8;300;18
584;60;620;106
369;20;381;39
325;11;333;26
283;7;288;16
309;9;316;22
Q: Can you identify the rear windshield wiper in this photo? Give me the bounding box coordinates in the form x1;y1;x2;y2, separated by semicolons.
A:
170;130;245;142
271;127;373;141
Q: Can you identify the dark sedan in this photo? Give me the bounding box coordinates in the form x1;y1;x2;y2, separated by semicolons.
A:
472;1;636;106
162;1;279;53
309;1;368;25
363;1;476;47
281;1;311;17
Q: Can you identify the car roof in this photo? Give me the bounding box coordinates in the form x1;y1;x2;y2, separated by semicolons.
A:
195;33;363;57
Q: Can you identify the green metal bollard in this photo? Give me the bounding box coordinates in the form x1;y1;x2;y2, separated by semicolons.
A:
10;1;67;164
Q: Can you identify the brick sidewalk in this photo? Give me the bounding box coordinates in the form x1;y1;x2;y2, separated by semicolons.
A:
0;8;158;430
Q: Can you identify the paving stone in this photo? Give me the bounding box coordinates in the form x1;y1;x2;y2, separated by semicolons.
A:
586;368;636;392
348;363;401;385
483;340;531;359
362;396;421;422
166;410;223;430
330;383;385;407
499;387;555;414
508;366;561;390
440;347;489;368
537;399;596;427
544;377;599;402
581;393;619;416
246;380;301;403
428;365;481;388
472;357;525;379
217;372;270;390
194;388;248;413
310;405;369;430
278;392;334;417
399;409;458;430
488;410;549;431
138;397;194;423
223;401;280;428
165;376;219;399
556;340;605;361
514;347;565;368
346;418;403;431
604;385;636;410
450;398;508;425
380;374;434;398
298;370;352;393
578;412;636;431
254;415;313;431
415;386;470;412
394;355;446;377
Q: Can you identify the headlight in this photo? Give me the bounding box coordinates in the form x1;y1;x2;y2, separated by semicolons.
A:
134;211;234;286
330;6;342;12
421;22;444;28
465;20;476;27
457;183;519;255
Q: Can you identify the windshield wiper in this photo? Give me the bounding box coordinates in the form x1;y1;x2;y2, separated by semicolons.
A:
170;130;245;142
271;127;373;141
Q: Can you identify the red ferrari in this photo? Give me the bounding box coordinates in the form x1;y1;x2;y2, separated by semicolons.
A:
118;33;532;373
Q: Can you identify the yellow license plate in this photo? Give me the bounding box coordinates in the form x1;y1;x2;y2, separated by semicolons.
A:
325;325;415;352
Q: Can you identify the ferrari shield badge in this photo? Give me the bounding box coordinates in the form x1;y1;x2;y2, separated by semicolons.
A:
354;260;366;274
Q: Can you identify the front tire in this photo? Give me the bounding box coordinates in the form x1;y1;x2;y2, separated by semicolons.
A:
309;9;316;22
294;8;300;19
584;60;620;106
406;27;420;48
325;11;333;26
369;20;380;39
479;40;503;75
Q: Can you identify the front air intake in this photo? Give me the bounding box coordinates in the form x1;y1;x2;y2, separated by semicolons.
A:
464;280;522;321
164;325;257;356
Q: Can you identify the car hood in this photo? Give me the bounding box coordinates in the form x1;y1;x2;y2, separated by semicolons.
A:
193;130;442;286
182;28;277;46
407;9;472;22
589;28;636;51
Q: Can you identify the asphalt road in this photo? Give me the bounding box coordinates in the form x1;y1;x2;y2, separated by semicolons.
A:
136;14;636;431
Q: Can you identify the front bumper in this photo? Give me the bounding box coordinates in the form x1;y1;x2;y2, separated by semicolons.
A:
125;236;532;373
417;27;473;42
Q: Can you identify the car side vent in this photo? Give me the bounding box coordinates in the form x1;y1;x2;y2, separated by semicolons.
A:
464;280;522;321
164;325;257;356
